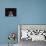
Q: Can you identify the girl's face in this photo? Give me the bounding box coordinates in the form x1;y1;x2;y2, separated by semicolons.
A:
9;11;13;15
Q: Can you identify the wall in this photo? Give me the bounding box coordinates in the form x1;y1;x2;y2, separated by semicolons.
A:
0;0;46;44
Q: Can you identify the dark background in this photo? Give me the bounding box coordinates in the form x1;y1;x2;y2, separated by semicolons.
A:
5;8;17;16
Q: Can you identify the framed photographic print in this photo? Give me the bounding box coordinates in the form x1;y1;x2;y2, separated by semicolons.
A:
5;8;17;17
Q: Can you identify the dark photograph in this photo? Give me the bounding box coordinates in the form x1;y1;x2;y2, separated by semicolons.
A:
5;8;17;17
